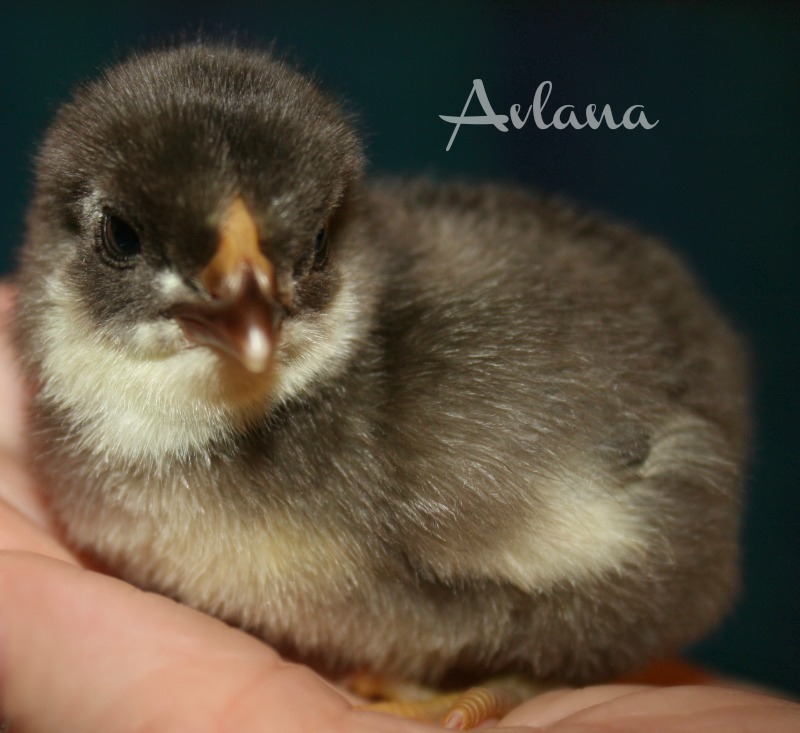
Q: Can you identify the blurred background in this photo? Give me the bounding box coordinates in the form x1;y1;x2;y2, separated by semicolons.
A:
1;0;797;697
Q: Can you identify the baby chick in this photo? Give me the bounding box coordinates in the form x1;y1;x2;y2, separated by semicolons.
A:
15;43;749;726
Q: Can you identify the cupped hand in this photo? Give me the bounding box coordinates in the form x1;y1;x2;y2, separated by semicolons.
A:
0;283;798;733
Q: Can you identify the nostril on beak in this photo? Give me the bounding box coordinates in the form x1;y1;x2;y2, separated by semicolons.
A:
201;197;276;302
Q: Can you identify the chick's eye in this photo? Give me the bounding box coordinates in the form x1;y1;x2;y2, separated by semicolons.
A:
312;227;329;270
101;213;141;262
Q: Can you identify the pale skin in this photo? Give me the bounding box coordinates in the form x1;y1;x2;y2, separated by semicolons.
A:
0;285;798;733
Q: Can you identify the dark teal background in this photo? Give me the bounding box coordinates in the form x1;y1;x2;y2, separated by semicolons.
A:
1;1;798;697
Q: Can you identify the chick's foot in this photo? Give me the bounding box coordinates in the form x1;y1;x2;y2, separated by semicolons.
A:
348;671;549;729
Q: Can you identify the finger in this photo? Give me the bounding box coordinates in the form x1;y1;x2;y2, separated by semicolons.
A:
0;553;436;733
500;683;800;732
0;449;57;536
0;284;25;455
0;282;68;544
0;448;74;561
0;499;77;564
499;685;650;728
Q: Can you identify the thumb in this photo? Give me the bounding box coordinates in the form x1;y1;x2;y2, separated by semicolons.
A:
0;553;432;733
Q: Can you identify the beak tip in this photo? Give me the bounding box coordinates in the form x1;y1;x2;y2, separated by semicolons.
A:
239;326;273;374
172;308;277;375
240;354;271;375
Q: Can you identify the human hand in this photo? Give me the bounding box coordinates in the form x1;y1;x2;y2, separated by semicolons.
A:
0;283;798;733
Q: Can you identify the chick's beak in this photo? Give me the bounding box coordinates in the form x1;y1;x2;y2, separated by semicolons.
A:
170;199;282;374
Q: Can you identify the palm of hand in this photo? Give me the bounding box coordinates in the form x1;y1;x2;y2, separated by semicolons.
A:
0;285;796;733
